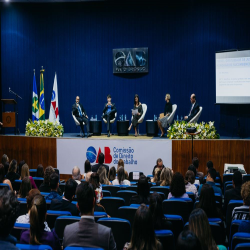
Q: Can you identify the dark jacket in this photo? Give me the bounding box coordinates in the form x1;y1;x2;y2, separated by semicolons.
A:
5;172;20;185
130;195;150;205
224;186;242;214
50;198;79;216
187;102;200;122
72;103;87;118
39;183;62;196
92;164;109;176
103;103;117;120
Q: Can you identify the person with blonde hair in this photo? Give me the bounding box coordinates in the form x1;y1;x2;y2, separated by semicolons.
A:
97;166;111;185
152;167;161;183
117;159;129;179
158;167;173;186
20;164;37;189
157;93;172;137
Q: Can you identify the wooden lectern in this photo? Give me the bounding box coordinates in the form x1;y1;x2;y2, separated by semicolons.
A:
1;99;17;134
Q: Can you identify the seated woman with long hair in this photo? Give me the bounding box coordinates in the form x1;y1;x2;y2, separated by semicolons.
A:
18;177;32;198
97;166;111;185
168;172;189;199
117;159;129;179
124;204;162;250
185;170;198;198
6;159;20;185
151;167;162;183
36;164;44;178
83;160;92;182
108;166;116;182
112;167;131;186
89;173;103;203
20;194;60;250
196;183;223;219
0;163;13;190
157;167;172;186
189;208;226;250
20;164;37;189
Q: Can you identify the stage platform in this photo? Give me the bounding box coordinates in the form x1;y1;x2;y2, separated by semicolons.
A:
1;134;250;180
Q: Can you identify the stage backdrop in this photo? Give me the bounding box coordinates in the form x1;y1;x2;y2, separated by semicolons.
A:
57;139;172;176
1;2;250;136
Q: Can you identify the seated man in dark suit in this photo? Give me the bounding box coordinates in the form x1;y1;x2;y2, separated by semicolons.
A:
72;96;90;138
92;153;109;175
0;189;20;250
50;179;79;216
63;182;117;250
184;93;200;122
45;173;62;201
102;94;117;137
224;170;242;214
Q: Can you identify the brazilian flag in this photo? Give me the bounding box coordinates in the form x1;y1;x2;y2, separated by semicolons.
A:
32;71;39;122
39;67;45;120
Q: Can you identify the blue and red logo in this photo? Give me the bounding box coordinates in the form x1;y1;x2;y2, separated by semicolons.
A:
86;146;112;164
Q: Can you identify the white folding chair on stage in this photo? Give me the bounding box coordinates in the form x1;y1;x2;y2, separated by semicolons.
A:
72;112;85;136
131;104;147;135
102;112;117;134
167;104;177;126
188;106;202;124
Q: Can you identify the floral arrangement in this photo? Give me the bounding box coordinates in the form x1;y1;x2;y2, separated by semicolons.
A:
167;121;220;139
25;120;64;137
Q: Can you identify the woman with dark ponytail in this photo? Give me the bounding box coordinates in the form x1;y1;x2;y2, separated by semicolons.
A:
20;194;60;249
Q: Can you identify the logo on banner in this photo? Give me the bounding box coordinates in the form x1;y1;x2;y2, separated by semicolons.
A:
86;146;112;164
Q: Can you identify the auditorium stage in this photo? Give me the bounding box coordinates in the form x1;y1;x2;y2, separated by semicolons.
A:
1;134;250;180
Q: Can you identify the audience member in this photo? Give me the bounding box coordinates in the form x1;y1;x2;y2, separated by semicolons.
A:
152;158;165;176
238;206;250;233
232;181;250;220
98;166;111;185
45;173;62;201
189;208;226;250
185;170;198;198
92;153;109;175
89;173;103;203
72;166;81;185
198;168;222;196
117;159;129;179
192;157;204;178
176;230;202;250
0;189;19;249
16;189;51;231
20;164;37;189
196;184;223;219
108;166;116;182
18;160;25;176
83;160;92;182
18;177;32;198
6;159;20;185
20;194;61;250
36;164;44;178
157;167;172;186
50;179;79;216
224;170;242;213
124;204;162;250
168;172;189;199
0;163;13;190
63;182;116;249
112;167;131;186
205;161;222;185
149;192;172;230
130;175;150;205
1;154;9;175
151;167;162;183
188;164;200;185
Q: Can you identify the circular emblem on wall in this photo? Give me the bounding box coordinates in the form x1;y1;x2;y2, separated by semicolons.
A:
6;116;11;124
86;146;97;163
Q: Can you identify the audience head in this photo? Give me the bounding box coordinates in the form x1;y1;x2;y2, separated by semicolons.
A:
29;194;47;245
153;167;162;182
0;189;19;238
0;164;5;183
98;153;105;165
134;94;140;105
160;167;173;186
64;179;78;201
49;173;59;190
176;230;202;250
241;181;250;206
117;167;126;184
232;171;242;188
19;176;32;198
185;170;195;185
206;161;213;171
21;163;30;179
156;158;163;168
97;166;109;185
207;168;216;182
27;189;41;211
170;172;186;197
137;175;150;198
192;157;199;169
188;164;197;176
1;154;9;165
89;173;100;190
84;160;91;173
72;166;81;181
108;166;116;181
18;160;26;175
44;166;55;183
117;159;124;170
189;208;217;250
36;164;44;178
76;182;96;215
129;204;159;250
149;192;164;229
9;159;17;173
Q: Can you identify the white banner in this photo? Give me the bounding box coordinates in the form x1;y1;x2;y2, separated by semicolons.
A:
57;138;172;176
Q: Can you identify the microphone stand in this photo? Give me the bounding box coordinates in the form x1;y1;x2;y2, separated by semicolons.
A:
9;88;22;135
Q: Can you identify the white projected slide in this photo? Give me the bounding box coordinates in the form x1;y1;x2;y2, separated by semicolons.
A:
216;50;250;103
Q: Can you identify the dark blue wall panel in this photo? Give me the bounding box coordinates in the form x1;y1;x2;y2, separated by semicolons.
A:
1;2;250;136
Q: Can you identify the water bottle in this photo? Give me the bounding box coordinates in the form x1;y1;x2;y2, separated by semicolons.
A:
121;114;123;121
177;115;179;121
124;114;127;121
95;114;97;121
91;115;93;121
